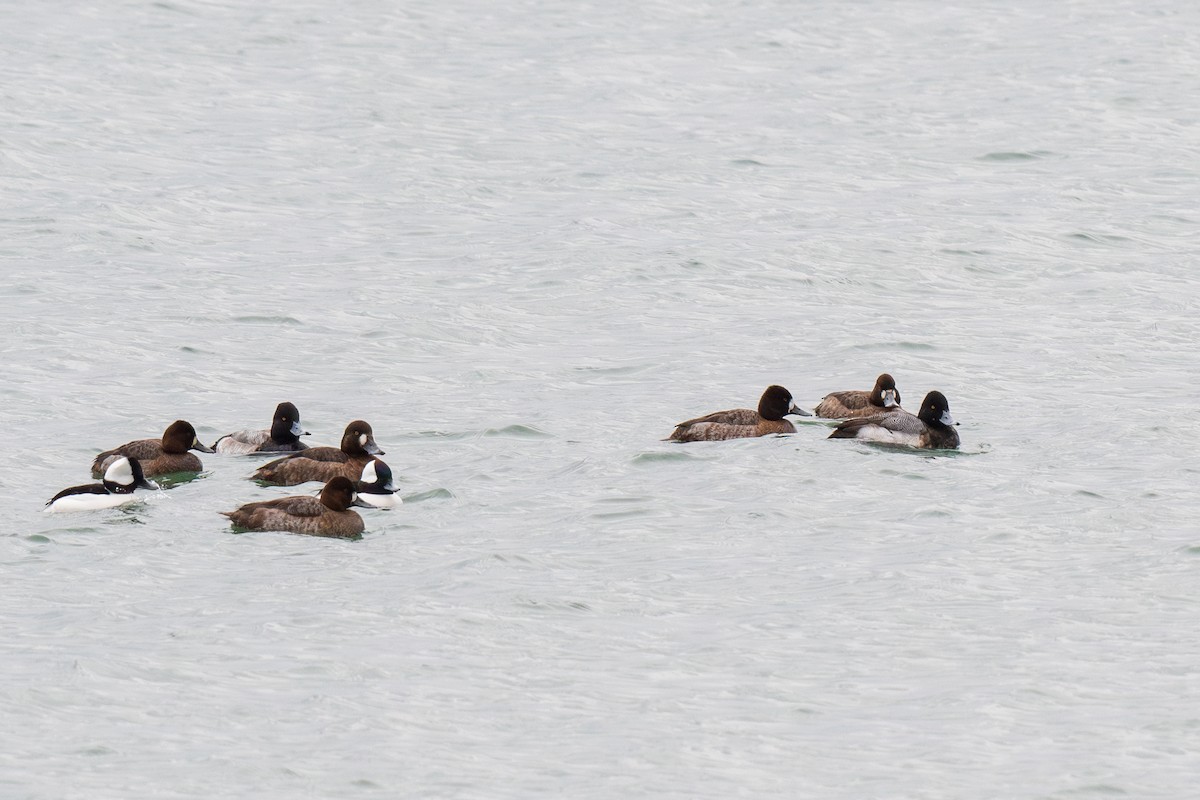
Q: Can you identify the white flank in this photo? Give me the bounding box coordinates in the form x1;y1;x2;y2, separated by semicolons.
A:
357;492;401;509
852;425;921;447
45;493;138;513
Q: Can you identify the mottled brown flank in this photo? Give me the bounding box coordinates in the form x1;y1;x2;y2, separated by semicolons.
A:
92;420;209;477
668;408;796;442
253;421;380;485
253;449;372;486
91;439;205;478
222;495;364;539
813;391;879;419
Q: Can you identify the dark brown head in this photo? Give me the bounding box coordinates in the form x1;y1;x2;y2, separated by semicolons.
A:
270;402;309;444
319;476;358;512
757;385;809;421
162;420;215;455
339;420;384;457
917;391;957;429
870;373;901;409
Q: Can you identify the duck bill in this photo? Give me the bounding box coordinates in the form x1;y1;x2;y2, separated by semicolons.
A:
139;477;160;491
882;390;898;408
940;411;957;426
365;438;384;456
291;421;309;437
788;403;812;417
191;439;216;454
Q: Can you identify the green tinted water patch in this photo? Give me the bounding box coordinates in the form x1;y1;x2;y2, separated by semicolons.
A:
154;471;206;489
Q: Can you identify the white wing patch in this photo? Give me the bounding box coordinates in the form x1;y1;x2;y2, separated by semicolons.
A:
103;457;134;487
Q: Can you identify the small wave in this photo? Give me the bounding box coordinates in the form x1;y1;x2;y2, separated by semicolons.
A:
1066;232;1132;246
403;488;454;503
848;341;936;351
231;315;304;326
978;150;1055;162
631;451;708;465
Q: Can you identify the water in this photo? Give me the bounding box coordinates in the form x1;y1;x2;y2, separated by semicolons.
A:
3;0;1199;797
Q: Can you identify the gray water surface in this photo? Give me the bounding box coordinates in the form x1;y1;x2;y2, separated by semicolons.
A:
3;1;1199;797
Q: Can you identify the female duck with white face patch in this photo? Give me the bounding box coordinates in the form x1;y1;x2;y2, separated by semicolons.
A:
355;458;401;509
814;373;903;419
828;390;960;449
45;456;159;513
253;420;384;486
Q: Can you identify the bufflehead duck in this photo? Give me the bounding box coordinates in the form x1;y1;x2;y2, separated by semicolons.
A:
46;456;159;513
355;458;401;509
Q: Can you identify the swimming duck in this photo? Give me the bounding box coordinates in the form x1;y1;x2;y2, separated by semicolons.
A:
221;476;365;538
45;456;159;513
828;390;960;449
814;373;902;419
213;402;310;455
252;420;383;486
355;458;401;509
667;385;810;442
91;420;214;478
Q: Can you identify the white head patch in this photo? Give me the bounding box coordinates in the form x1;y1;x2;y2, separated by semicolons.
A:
104;457;134;487
361;460;378;484
359;433;368;447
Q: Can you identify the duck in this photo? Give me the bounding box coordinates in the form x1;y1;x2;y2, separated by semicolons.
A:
45;456;159;513
213;401;310;455
667;385;810;442
814;373;903;419
828;390;960;449
355;458;401;509
252;419;383;486
91;420;214;478
221;476;365;539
